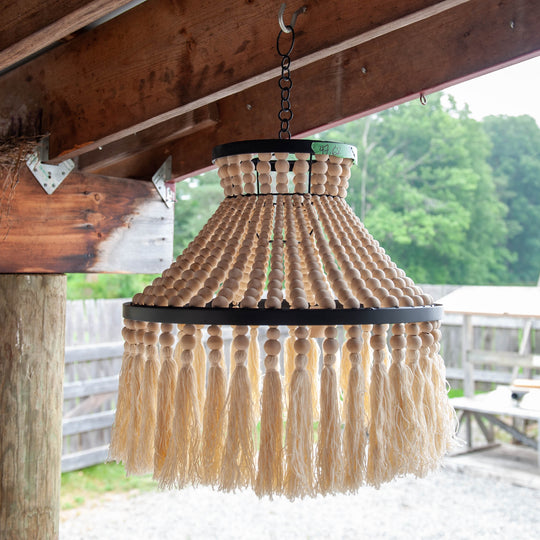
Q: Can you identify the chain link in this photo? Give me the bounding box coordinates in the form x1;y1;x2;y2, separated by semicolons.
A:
276;28;295;139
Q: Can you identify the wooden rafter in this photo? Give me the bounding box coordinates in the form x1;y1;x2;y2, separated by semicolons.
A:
0;0;136;72
0;0;459;158
93;0;540;180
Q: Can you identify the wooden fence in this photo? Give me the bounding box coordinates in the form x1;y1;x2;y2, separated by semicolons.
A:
61;291;540;472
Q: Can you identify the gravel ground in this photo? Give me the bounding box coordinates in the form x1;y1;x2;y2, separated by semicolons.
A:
60;465;540;539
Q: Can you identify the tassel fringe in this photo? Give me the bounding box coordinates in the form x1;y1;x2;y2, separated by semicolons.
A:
113;320;455;498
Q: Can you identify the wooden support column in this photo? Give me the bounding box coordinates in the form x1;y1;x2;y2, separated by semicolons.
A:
0;274;66;539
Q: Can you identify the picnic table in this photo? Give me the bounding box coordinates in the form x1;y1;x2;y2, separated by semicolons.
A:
438;286;540;467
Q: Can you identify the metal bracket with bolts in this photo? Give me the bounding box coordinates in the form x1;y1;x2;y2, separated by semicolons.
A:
26;138;75;195
152;156;175;208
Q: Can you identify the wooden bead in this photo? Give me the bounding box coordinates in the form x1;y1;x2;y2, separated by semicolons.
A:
265;296;282;309
233;334;250;351
264;339;281;356
292;297;309;309
295;326;309;339
370;334;386;350
381;295;399;308
207;324;220;336
389;334;406;349
348;326;362;338
346;338;362;353
323;337;339;355
181;334;196;350
144;331;159;345
267;327;280;340
421;332;434;347
294;338;311;355
159;332;175;347
406;335;422;350
324;326;338;339
207;335;223;350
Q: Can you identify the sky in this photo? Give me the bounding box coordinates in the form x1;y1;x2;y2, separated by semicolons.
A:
444;55;540;126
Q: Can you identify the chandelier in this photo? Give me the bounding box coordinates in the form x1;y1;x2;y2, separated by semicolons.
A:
109;5;456;499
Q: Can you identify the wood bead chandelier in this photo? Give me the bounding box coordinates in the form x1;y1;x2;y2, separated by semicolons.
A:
109;6;456;499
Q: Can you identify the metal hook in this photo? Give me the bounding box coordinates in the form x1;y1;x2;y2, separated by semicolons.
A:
278;3;307;33
419;93;427;106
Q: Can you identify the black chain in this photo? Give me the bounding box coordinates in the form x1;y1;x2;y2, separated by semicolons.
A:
276;27;295;140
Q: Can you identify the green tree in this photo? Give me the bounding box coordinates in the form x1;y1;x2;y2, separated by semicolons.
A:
483;115;540;284
322;94;510;284
174;171;223;254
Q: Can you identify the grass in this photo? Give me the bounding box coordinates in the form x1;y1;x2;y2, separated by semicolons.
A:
61;462;157;511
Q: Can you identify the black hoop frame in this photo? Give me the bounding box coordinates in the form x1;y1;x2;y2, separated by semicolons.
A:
124;301;443;326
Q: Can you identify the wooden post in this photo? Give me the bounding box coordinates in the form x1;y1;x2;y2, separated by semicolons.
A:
0;274;66;540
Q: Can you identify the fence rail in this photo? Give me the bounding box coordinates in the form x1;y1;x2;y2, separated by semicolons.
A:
60;293;539;472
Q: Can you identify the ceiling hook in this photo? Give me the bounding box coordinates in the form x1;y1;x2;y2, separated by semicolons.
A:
278;3;307;34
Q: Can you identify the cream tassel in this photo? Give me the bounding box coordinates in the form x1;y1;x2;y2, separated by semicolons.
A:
247;326;261;418
342;325;366;492
339;326;352;398
284;326;295;404
158;325;201;489
135;323;160;473
316;326;343;494
124;323;146;475
193;325;207;414
153;324;177;479
361;324;372;421
387;323;416;477
255;326;283;497
406;322;428;478
201;325;227;486
419;321;438;469
109;323;136;463
366;325;391;488
220;326;256;490
307;336;320;421
431;322;458;456
284;326;314;499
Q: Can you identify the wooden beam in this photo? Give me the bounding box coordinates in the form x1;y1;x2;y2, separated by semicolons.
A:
0;0;136;72
78;104;218;174
97;0;540;180
0;274;66;538
0;165;173;273
0;0;454;156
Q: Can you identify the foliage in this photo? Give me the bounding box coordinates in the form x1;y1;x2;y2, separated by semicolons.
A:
174;171;223;254
483;115;540;284
61;462;156;510
66;273;158;300
321;94;513;284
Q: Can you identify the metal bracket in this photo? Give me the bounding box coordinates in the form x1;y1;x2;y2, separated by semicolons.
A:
26;138;75;195
152;156;175;208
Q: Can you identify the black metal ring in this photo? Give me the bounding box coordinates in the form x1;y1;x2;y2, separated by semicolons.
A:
123;301;443;326
212;139;357;163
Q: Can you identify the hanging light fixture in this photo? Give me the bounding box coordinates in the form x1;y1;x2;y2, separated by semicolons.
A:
109;4;456;499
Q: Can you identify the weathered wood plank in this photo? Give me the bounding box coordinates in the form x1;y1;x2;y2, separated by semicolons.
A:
63;410;116;436
0;274;65;539
78;104;218;173
446;367;513;385
116;0;540;180
0;0;455;155
0;166;173;273
64;375;119;399
0;0;135;72
65;341;124;364
469;350;540;368
61;445;110;473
